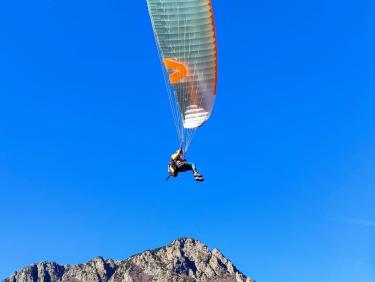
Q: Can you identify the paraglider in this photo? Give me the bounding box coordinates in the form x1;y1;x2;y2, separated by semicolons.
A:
146;0;218;181
167;148;204;182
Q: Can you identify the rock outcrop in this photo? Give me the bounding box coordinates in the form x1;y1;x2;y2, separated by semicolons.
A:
4;238;254;282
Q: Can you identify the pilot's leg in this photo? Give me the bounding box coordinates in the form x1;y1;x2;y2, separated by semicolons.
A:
190;163;204;182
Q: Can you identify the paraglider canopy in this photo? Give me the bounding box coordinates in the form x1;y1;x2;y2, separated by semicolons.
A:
147;0;218;151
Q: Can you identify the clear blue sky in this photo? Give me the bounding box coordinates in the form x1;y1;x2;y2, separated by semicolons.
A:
1;1;374;281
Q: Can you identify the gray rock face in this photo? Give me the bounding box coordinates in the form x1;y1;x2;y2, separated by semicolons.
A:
4;238;254;282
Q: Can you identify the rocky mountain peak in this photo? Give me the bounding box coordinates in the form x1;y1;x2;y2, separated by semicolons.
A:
4;238;254;282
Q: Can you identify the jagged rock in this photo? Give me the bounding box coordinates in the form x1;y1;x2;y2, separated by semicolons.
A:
4;238;254;282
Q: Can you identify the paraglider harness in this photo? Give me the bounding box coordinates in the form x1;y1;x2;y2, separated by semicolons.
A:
168;159;179;177
165;160;179;181
165;147;203;182
166;147;185;181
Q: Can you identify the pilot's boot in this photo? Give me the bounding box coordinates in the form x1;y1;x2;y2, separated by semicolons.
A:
194;171;204;182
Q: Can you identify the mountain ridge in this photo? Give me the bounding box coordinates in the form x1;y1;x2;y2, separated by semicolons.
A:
4;238;254;282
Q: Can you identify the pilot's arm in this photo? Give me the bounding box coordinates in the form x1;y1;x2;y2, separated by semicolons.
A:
171;148;183;161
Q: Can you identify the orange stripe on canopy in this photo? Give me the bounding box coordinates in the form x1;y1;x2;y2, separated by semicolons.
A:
163;58;189;84
208;0;218;95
